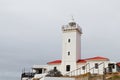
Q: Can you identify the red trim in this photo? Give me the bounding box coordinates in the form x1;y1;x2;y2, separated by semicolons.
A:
47;56;109;64
117;62;120;67
77;59;86;63
47;59;86;64
47;60;61;64
85;56;109;61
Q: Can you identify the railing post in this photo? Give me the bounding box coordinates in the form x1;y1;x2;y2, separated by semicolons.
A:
98;67;99;74
77;69;78;76
86;64;87;73
89;63;90;72
93;67;94;74
80;68;81;75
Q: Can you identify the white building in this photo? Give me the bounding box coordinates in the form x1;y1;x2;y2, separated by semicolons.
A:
21;19;118;80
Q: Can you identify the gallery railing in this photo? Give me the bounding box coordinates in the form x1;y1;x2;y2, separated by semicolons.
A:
65;62;106;77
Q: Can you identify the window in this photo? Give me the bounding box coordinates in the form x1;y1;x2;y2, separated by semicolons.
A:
112;64;115;69
82;66;85;70
108;63;115;72
53;67;57;71
95;63;98;69
37;69;42;74
68;51;70;56
108;63;115;69
68;39;71;43
66;65;70;71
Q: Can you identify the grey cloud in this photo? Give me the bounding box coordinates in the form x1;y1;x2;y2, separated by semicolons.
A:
0;0;120;80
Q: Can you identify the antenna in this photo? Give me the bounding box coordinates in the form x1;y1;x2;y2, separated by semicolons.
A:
71;15;74;21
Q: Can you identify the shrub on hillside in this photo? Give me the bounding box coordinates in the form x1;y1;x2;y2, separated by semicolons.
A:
46;68;63;77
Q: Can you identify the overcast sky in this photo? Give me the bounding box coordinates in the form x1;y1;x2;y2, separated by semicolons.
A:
0;0;120;80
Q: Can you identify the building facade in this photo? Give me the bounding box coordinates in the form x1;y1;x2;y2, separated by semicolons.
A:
22;19;119;80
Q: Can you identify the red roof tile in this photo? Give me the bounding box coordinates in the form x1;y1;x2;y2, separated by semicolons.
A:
77;59;86;63
117;62;120;67
47;60;61;64
85;56;109;61
47;59;86;64
47;56;109;64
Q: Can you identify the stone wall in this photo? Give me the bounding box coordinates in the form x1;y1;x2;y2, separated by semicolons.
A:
43;77;75;80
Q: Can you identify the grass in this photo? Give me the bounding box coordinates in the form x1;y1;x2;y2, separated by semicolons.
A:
107;75;120;80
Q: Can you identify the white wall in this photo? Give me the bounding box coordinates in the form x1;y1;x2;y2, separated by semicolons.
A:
76;60;117;75
87;60;109;74
62;31;79;62
61;24;82;75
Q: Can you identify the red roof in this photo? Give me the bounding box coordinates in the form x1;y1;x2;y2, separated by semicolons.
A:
47;60;61;64
117;62;120;67
47;59;86;64
77;59;86;63
47;56;109;64
85;56;109;61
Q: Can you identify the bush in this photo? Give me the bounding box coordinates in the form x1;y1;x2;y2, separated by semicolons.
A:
46;68;63;77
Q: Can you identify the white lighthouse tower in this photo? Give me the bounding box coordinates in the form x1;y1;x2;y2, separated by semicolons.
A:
61;19;82;75
21;18;119;80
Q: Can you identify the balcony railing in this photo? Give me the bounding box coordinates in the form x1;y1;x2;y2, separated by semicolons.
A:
62;25;82;34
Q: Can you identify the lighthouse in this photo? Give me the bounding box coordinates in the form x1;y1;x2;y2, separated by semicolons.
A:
21;18;119;80
61;19;82;74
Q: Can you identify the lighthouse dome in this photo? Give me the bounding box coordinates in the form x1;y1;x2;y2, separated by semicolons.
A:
68;19;76;26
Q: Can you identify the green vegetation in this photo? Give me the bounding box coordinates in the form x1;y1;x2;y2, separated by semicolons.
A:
107;75;120;80
46;68;63;77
